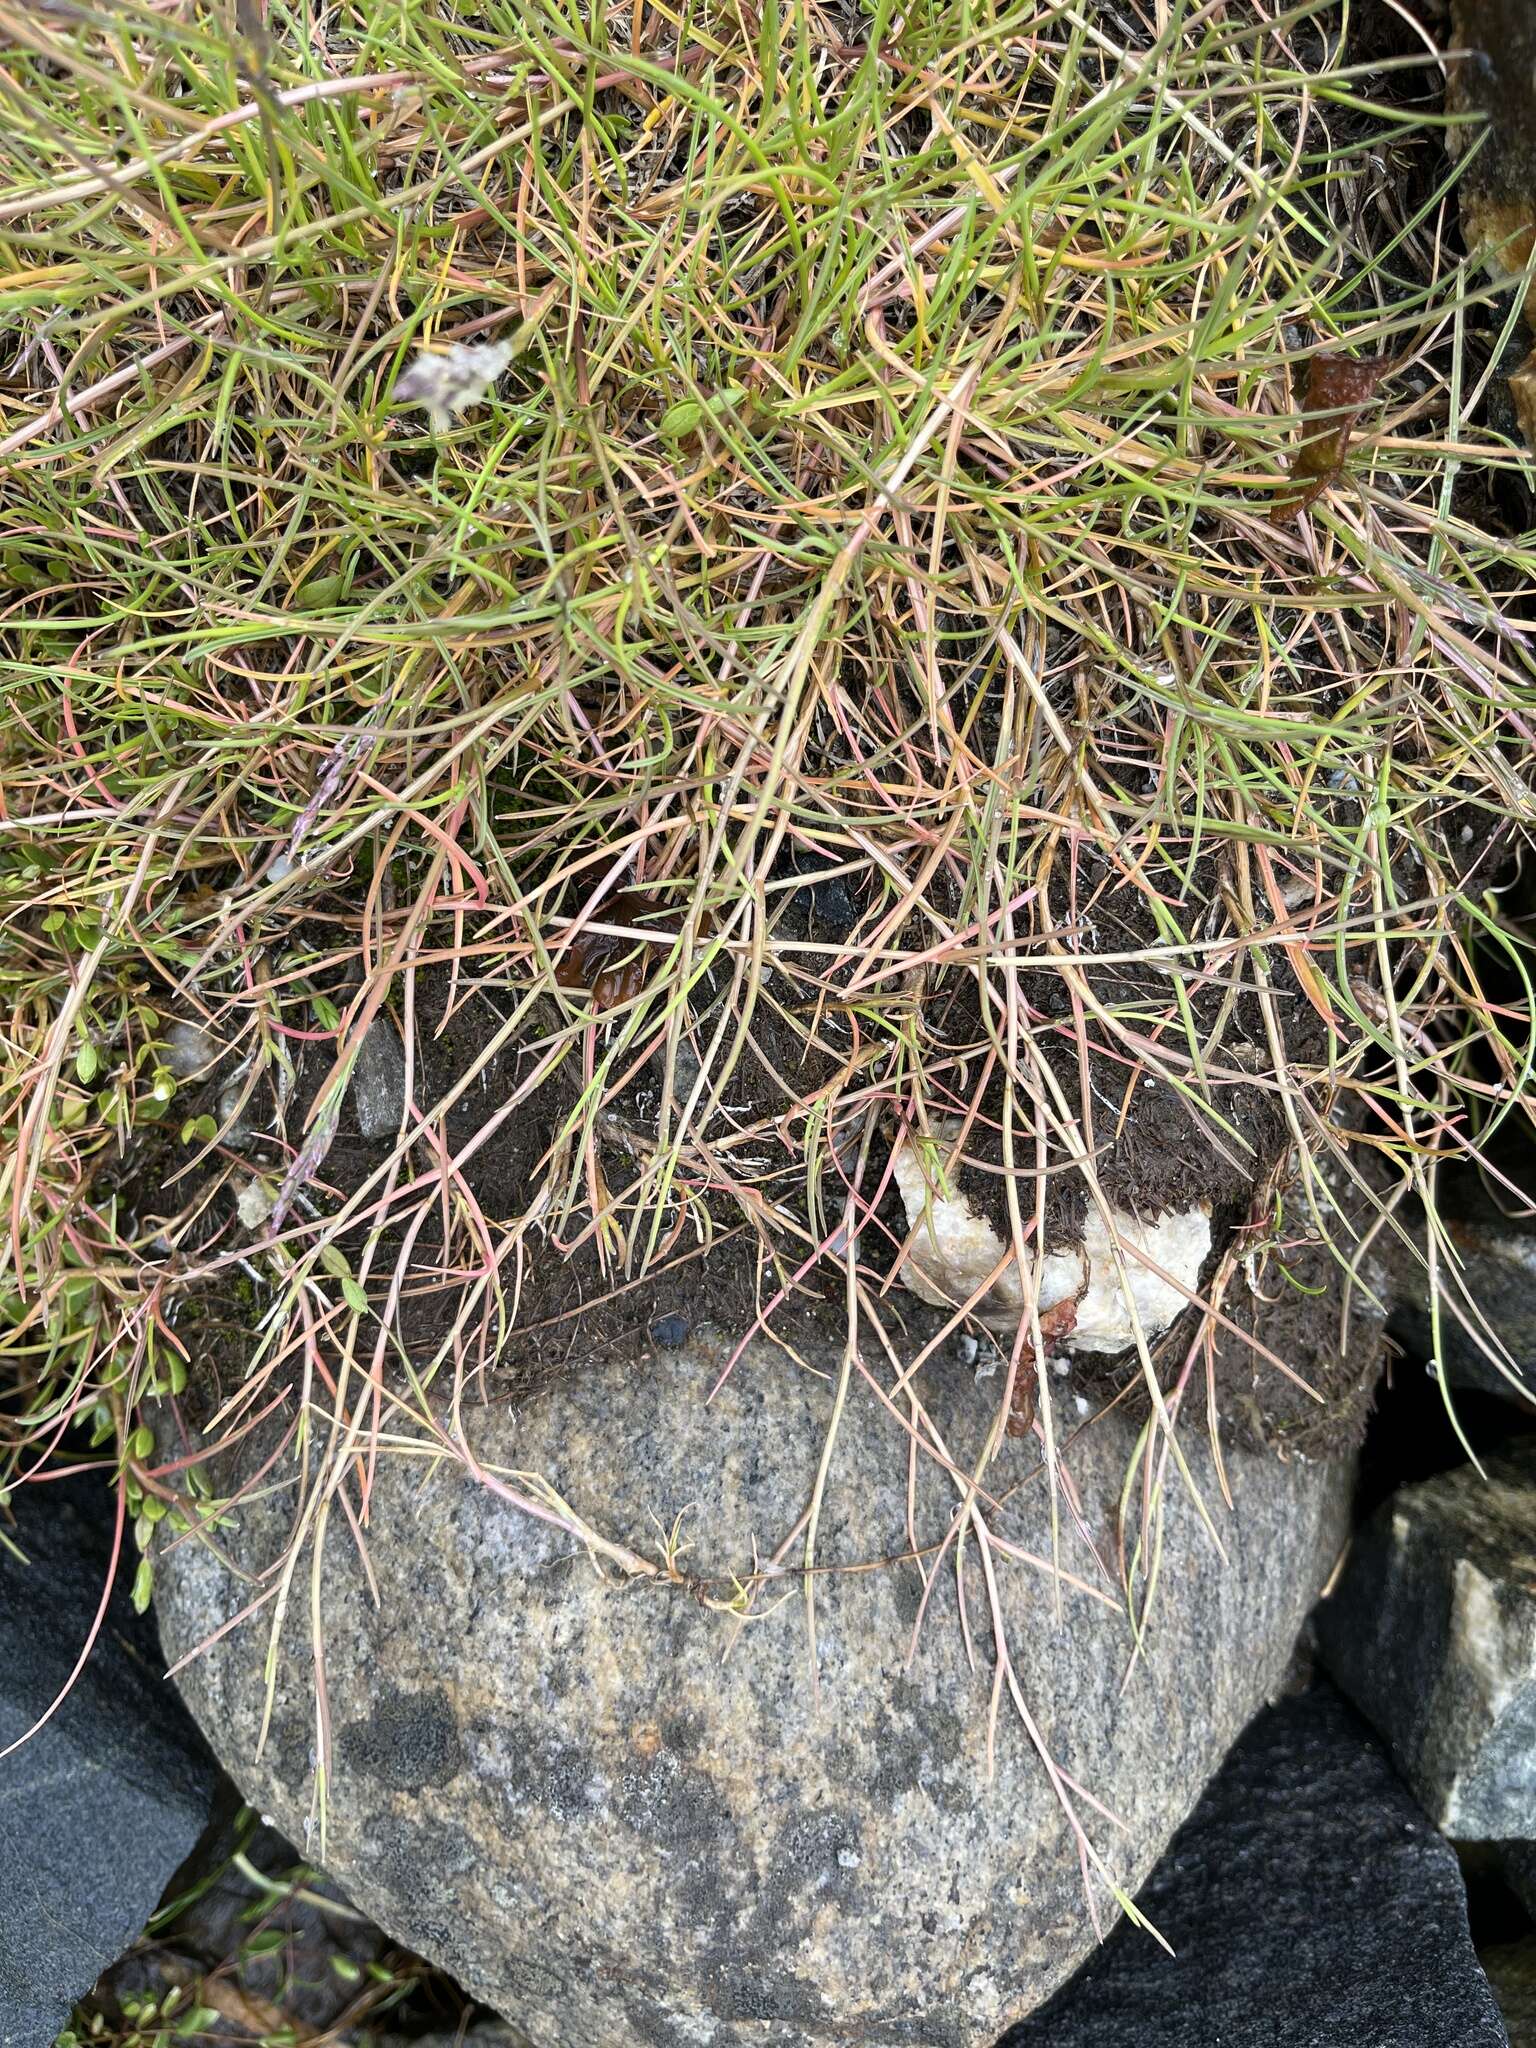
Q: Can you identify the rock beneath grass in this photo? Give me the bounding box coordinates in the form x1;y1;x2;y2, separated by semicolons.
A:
1317;1440;1536;1838
160;1016;224;1079
0;1474;218;2048
997;1680;1507;2048
791;851;859;935
153;1336;1350;2046
350;1010;407;1139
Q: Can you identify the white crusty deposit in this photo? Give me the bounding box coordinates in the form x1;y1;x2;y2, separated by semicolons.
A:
890;1129;1211;1351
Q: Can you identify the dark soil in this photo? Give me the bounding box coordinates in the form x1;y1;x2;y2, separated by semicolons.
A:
1213;1197;1394;1463
120;828;1390;1464
913;859;1306;1250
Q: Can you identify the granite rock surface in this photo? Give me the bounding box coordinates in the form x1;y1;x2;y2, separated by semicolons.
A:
1318;1440;1536;1839
155;1339;1351;2047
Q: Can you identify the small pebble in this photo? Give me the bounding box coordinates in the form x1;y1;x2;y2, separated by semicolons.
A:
1074;1394;1089;1417
792;854;859;935
1051;1356;1070;1377
651;1312;690;1349
954;1332;980;1368
161;1019;221;1078
351;1011;407;1140
217;1077;254;1141
235;1179;275;1230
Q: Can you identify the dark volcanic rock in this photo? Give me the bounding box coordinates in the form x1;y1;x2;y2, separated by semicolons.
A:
1317;1441;1536;1839
0;1473;218;2048
998;1682;1507;2048
154;1335;1351;2046
1391;1216;1536;1408
791;851;859;934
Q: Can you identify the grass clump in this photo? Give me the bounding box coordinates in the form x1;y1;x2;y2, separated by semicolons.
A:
1;0;1534;1859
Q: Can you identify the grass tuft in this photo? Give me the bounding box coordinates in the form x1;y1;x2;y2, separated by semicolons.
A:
3;0;1535;1916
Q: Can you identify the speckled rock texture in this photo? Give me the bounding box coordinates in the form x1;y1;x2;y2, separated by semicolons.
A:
349;1010;407;1139
998;1681;1508;2048
154;1339;1351;2048
1319;1440;1536;1840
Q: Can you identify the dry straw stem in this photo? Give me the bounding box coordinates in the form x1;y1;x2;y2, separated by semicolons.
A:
3;0;1535;1924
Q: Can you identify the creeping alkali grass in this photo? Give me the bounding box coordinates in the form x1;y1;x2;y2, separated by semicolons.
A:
2;0;1534;1926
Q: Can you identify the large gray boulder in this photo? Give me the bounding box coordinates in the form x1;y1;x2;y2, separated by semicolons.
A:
154;1338;1351;2047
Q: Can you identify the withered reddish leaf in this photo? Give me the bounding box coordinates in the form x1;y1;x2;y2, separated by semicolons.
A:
555;888;706;1009
1005;1355;1039;1438
1004;1295;1077;1437
1272;351;1388;523
1038;1294;1080;1344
